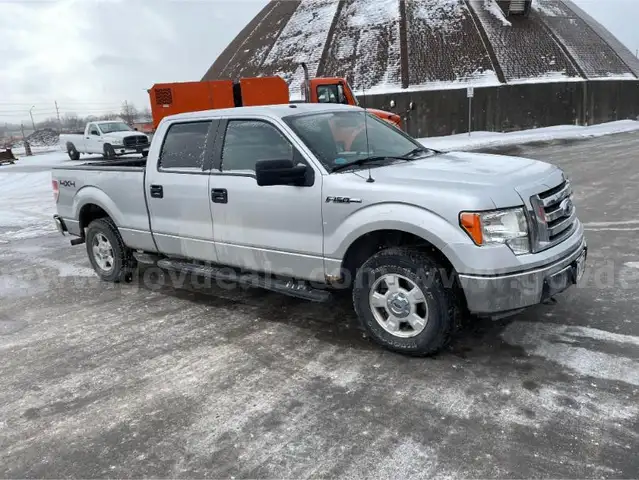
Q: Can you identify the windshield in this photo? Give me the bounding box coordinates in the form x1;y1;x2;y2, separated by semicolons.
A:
283;110;426;171
99;122;132;134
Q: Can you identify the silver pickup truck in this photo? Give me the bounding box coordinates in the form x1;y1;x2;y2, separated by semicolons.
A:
52;103;587;355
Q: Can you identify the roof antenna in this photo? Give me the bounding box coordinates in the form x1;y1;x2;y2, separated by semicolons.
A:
362;82;375;183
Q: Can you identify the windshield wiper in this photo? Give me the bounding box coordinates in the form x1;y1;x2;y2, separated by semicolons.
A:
401;147;439;158
331;156;406;173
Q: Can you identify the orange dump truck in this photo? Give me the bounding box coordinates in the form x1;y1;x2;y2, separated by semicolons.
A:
148;64;401;130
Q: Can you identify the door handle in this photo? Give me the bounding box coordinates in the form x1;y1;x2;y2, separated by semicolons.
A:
211;188;228;204
150;185;163;198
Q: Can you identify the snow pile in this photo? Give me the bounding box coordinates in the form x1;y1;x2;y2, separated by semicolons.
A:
12;128;59;149
483;0;511;26
419;120;639;151
0;171;56;242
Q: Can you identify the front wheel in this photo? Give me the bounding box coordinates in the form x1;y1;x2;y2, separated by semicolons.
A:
103;144;116;160
85;218;136;282
353;247;457;356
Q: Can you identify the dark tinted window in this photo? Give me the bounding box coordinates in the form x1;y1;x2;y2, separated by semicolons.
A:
221;120;293;172
159;121;211;170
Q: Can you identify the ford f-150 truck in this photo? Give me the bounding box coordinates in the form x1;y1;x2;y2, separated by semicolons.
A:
52;103;587;356
59;121;150;160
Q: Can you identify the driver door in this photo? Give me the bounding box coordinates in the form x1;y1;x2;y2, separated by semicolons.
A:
209;118;325;282
86;123;102;154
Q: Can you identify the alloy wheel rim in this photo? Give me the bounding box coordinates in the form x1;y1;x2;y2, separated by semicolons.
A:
369;273;429;338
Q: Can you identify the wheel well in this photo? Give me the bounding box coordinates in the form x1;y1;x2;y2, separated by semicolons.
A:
342;229;455;280
79;204;110;234
66;142;75;150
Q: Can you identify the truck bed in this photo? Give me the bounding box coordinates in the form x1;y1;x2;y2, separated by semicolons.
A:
54;158;147;171
53;161;155;252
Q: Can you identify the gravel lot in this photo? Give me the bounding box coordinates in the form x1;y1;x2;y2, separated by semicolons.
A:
1;133;638;478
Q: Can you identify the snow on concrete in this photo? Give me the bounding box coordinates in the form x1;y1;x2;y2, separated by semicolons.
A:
483;0;511;26
502;321;639;386
413;0;465;33
262;0;340;100
507;71;584;85
532;0;565;18
357;69;501;95
419;120;639;151
339;0;402;91
0;170;56;243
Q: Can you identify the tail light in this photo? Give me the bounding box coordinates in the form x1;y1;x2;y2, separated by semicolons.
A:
52;179;59;203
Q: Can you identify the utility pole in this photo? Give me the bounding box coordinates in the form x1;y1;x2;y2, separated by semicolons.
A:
55;101;62;132
29;106;36;132
21;123;32;156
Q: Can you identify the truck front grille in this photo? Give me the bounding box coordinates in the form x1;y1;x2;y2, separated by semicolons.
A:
530;180;577;251
123;135;149;148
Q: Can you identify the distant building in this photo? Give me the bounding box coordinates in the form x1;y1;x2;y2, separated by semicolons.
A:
204;0;639;137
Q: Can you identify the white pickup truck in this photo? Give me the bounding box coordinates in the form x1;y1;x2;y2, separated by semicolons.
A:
59;121;150;160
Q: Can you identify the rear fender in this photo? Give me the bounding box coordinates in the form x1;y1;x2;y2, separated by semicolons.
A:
72;185;125;229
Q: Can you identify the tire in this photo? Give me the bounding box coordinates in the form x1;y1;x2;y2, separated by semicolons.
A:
85;218;137;282
103;144;116;160
67;143;80;160
353;247;457;356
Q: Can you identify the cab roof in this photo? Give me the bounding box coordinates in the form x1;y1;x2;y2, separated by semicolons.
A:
162;103;361;123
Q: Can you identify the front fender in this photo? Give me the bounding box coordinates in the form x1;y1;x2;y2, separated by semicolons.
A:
324;202;473;272
73;185;126;228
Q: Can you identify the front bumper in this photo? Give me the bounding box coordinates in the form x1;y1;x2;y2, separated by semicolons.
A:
114;146;149;155
459;237;587;314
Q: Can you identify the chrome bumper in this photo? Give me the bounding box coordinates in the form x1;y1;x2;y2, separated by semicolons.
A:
459;238;587;314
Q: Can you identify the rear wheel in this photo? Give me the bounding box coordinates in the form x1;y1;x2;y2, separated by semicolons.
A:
353;247;457;356
85;218;136;282
103;144;116;160
67;143;80;160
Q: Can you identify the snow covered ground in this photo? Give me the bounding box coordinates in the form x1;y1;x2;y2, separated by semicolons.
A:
420;120;639;151
0;170;56;243
0;151;85;243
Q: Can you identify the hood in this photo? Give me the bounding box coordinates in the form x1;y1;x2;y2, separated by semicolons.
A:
371;151;555;187
366;151;559;208
368;108;401;126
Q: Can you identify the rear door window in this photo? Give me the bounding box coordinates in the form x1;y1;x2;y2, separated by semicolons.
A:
159;121;212;170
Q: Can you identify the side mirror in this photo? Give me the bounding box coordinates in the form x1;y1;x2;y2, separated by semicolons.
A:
90;130;99;136
390;100;396;109
409;101;416;111
255;159;309;187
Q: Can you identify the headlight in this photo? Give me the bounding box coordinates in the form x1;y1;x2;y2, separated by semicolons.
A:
460;208;530;255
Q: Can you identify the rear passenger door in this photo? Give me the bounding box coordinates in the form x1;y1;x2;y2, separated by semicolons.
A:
209;118;324;282
145;119;220;262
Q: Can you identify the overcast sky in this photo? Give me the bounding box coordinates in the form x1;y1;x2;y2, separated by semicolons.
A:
1;0;637;124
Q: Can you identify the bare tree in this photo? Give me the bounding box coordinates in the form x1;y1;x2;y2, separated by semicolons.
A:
120;101;138;126
140;106;152;122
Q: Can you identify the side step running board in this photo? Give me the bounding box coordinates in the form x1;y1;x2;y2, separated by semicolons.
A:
133;251;164;265
156;258;332;303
